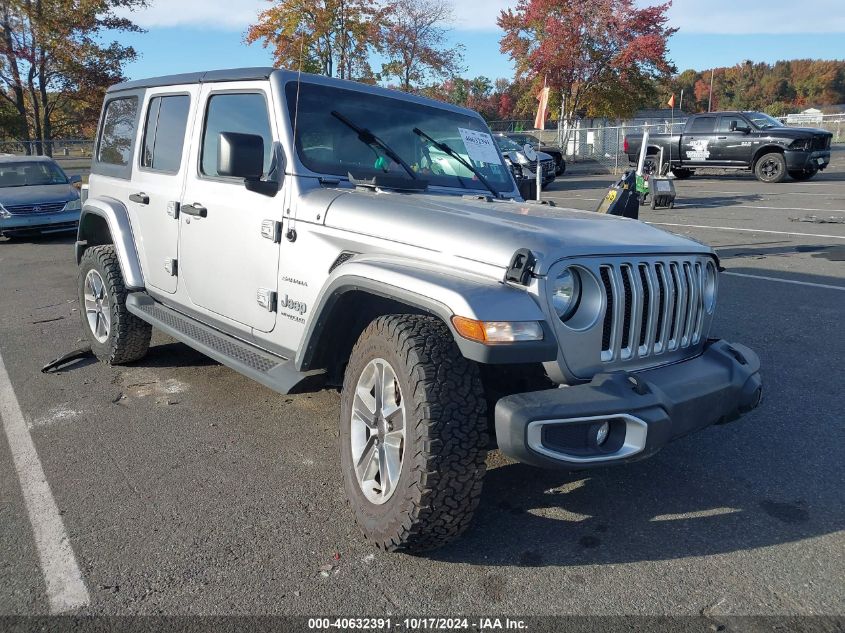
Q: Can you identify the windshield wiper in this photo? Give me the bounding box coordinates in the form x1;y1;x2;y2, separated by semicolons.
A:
413;127;502;200
331;110;419;181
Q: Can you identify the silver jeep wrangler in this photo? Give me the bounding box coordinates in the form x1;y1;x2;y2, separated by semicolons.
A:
76;68;762;551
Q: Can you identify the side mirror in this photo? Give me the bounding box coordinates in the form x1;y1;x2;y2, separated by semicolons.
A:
68;174;82;188
217;132;264;180
507;151;520;164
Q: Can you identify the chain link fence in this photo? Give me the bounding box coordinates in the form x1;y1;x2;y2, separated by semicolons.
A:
490;120;685;174
778;113;844;142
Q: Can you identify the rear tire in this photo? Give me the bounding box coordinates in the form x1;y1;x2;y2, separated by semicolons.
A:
671;168;692;180
78;245;151;364
339;315;488;552
754;152;787;183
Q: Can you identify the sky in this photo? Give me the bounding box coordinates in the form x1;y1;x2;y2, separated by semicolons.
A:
116;0;845;82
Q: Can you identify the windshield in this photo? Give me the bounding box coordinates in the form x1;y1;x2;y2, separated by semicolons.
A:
0;160;68;187
745;112;783;130
285;83;514;193
495;136;524;152
509;134;538;146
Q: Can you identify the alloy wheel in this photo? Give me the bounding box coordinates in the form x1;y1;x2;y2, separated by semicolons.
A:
350;358;406;504
84;269;111;343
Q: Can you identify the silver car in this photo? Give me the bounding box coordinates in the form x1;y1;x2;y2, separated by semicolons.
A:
75;68;762;552
0;155;82;238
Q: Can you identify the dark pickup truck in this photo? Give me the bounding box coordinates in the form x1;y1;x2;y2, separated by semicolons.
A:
624;111;832;183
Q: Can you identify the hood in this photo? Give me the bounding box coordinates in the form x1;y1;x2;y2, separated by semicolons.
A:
0;183;78;207
320;189;712;274
765;126;832;139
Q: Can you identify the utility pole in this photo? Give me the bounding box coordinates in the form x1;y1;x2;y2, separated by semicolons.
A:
708;69;714;112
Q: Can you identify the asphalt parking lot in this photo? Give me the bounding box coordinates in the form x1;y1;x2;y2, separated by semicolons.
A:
1;150;843;619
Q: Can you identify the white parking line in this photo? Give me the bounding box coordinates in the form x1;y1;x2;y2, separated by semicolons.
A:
0;350;89;613
646;222;845;240
694;189;840;197
723;271;845;291
673;203;845;213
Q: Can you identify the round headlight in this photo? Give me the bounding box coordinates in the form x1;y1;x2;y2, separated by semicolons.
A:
703;262;717;313
552;268;581;321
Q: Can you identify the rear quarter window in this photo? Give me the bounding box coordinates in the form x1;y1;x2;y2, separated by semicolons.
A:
98;97;139;166
92;92;143;180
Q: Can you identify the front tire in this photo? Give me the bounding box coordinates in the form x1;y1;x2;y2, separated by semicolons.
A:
789;167;818;181
754;152;787;183
340;315;488;552
78;245;151;364
671;168;692;179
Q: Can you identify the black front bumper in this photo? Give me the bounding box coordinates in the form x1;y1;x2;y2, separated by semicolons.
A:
785;149;830;171
495;339;762;469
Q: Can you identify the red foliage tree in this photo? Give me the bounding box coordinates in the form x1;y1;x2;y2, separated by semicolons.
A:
498;0;675;139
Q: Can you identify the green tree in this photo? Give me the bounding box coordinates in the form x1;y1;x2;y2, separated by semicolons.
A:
246;0;384;81
379;0;463;91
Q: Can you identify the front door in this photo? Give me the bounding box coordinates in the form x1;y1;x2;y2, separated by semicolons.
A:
178;83;282;333
711;114;755;165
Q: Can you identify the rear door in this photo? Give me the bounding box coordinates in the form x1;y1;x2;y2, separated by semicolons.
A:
128;88;196;294
177;82;282;333
711;114;754;165
682;116;718;166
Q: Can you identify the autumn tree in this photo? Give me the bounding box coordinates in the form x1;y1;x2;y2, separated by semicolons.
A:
379;0;463;91
246;0;384;81
498;0;675;140
0;0;147;154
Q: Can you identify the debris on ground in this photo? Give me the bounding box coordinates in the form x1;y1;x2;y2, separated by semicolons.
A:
41;345;93;373
789;215;845;224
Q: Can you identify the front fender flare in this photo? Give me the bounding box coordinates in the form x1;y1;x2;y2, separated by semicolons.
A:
75;196;145;290
296;257;558;369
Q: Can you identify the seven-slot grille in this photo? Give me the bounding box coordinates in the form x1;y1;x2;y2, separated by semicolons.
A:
4;201;67;215
599;259;707;363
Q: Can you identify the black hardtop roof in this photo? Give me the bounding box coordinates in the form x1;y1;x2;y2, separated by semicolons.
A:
106;66;484;120
107;67;276;93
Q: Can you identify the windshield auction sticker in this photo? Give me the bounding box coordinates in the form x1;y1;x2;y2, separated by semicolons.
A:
458;128;502;165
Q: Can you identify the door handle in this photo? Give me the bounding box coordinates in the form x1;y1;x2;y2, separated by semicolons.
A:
717;136;727;139
182;203;207;218
129;192;149;205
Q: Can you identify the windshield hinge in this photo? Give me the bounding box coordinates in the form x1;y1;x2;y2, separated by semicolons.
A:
504;248;536;286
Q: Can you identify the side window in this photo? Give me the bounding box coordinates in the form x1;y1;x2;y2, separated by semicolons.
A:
141;95;191;172
689;117;716;134
718;116;744;133
97;97;138;166
201;93;273;178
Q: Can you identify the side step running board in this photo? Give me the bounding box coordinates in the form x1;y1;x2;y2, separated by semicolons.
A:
126;293;323;395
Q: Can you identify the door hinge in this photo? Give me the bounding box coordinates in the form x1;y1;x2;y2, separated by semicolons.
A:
166;201;180;219
257;288;277;312
164;258;178;276
261;219;282;243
